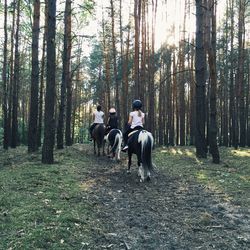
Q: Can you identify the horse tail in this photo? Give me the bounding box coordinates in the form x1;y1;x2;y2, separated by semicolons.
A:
110;130;122;154
139;131;154;172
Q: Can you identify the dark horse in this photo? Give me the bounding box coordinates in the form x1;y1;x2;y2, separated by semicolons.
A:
106;129;123;161
92;124;105;156
127;129;154;182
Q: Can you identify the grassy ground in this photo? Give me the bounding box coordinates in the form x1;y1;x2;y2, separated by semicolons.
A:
0;145;249;249
0;147;99;249
154;146;250;207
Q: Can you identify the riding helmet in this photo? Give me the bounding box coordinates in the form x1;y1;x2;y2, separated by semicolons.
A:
132;99;142;109
109;108;116;114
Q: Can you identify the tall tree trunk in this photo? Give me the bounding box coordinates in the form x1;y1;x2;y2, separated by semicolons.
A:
57;0;72;148
246;58;250;146
110;0;120;127
102;15;111;114
229;0;236;147
42;0;57;164
11;0;21;148
65;0;72;146
190;38;196;145
207;0;220;163
134;0;141;98
158;54;164;145
119;0;124;127
179;0;187;146
140;0;146;106
222;3;229;146
28;0;40;152
122;25;131;128
195;0;207;158
38;0;48;147
37;32;47;147
7;0;17;147
147;0;157;137
238;0;246;147
2;0;8;149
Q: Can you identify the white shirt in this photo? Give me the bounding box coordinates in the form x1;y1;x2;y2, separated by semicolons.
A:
94;111;104;123
130;111;145;129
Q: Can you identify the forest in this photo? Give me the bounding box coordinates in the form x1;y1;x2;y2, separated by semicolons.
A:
0;0;249;162
0;0;250;249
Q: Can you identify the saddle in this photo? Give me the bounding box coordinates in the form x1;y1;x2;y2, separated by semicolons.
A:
128;129;143;138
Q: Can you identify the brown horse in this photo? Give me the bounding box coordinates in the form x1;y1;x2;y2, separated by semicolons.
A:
92;124;105;156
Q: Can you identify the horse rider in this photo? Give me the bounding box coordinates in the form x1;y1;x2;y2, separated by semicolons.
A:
89;104;104;140
122;99;145;151
106;108;118;134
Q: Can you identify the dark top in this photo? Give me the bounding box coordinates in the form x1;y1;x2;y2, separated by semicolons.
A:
108;114;118;129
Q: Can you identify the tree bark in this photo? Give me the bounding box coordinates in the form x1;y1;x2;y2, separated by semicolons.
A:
238;0;246;147
195;0;207;158
11;0;21;148
2;0;8;149
42;0;57;164
110;0;120;127
207;0;220;163
134;0;141;98
28;0;40;152
57;0;72;148
65;0;72;146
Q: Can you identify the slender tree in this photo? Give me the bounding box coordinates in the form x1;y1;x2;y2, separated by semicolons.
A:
65;0;73;146
206;0;220;163
11;0;21;148
134;0;141;98
110;0;120;126
195;0;207;158
42;0;57;164
2;0;8;149
28;0;41;152
237;0;246;147
57;0;72;148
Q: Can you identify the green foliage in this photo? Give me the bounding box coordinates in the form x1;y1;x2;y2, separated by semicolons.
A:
76;0;95;23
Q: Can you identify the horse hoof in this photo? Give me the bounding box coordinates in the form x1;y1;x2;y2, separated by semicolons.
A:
146;176;151;181
127;170;131;174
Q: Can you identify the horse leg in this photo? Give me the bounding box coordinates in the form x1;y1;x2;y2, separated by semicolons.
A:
102;140;105;156
127;151;132;174
107;143;110;157
97;144;100;156
137;154;145;182
116;136;122;162
94;140;96;154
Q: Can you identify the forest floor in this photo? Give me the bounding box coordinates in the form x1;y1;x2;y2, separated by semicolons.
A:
0;144;250;250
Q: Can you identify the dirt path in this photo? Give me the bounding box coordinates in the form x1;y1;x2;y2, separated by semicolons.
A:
75;144;250;250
